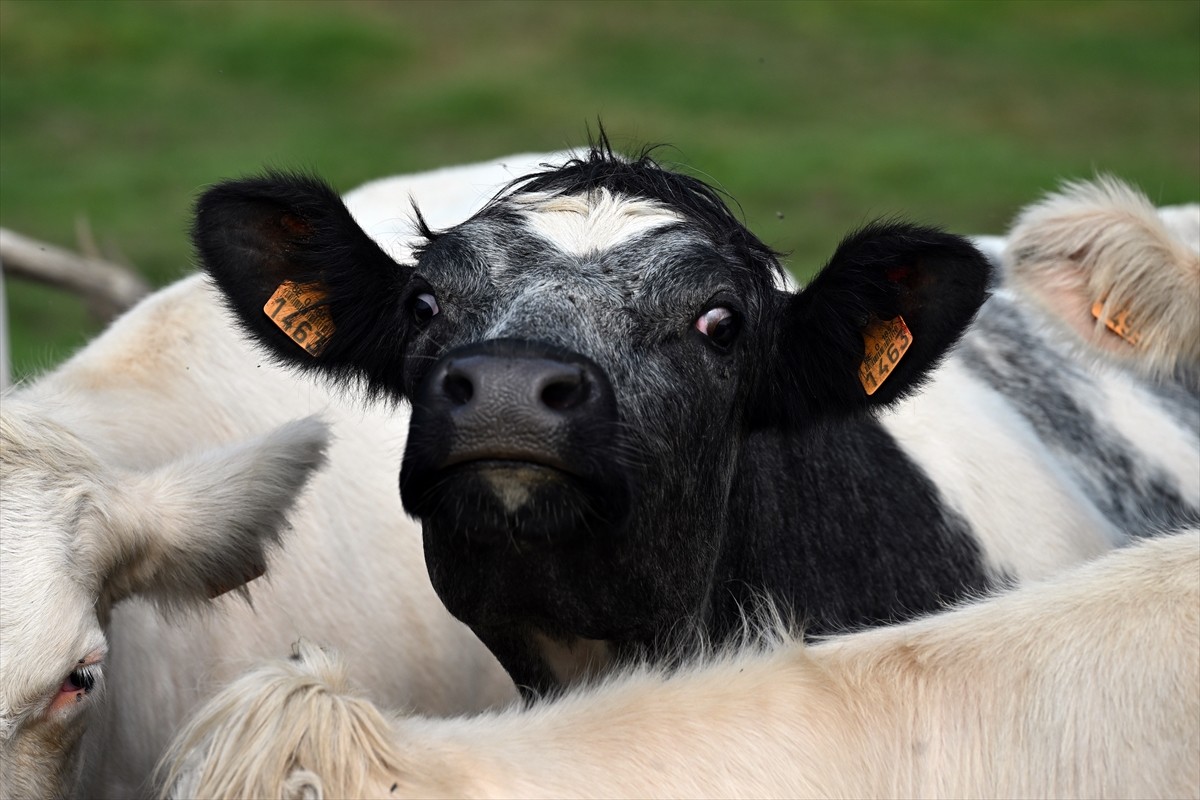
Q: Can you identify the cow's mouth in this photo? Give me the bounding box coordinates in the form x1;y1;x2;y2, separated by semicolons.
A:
440;458;583;518
403;450;630;547
441;449;579;478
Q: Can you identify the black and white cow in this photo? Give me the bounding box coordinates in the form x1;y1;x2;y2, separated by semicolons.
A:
195;142;1200;694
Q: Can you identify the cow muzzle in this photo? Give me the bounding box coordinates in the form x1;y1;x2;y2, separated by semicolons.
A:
400;339;628;543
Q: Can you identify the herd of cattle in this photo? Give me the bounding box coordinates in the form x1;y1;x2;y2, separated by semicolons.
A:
1;146;1197;799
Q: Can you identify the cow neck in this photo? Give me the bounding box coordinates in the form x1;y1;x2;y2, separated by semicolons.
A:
708;414;994;643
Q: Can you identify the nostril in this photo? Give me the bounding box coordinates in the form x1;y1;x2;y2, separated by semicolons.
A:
541;371;588;411
443;372;474;406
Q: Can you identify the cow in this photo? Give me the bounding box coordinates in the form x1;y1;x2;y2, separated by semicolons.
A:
1002;175;1200;389
193;139;1200;695
0;153;563;798
160;528;1200;800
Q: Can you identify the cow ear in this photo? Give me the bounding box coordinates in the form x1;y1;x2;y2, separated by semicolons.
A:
194;172;414;392
1004;176;1200;387
92;417;329;612
763;222;991;421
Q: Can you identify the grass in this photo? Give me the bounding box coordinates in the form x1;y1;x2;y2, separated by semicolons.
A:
1;0;1197;380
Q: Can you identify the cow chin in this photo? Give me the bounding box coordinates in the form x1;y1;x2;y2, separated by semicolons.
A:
402;459;631;547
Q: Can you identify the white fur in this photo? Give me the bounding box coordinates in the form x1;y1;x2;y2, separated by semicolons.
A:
0;155;548;798
1002;176;1200;387
880;183;1200;582
879;357;1121;578
162;530;1200;800
512;189;685;258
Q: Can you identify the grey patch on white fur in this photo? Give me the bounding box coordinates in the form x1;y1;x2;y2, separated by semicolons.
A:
959;295;1200;532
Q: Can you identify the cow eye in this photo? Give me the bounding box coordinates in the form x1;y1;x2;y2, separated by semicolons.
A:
65;665;97;693
46;660;103;717
411;292;440;324
694;306;741;349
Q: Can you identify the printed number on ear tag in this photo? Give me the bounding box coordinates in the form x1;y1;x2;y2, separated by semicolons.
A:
264;281;336;357
1090;300;1141;346
859;316;912;396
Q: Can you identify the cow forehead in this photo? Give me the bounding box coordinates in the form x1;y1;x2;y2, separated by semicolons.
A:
428;192;761;308
509;188;685;258
415;187;783;364
0;502;104;721
0;412;109;593
0;417;109;718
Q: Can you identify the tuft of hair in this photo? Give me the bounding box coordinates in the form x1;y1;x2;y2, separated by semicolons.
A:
453;125;786;286
157;640;405;800
1005;175;1200;389
616;593;804;687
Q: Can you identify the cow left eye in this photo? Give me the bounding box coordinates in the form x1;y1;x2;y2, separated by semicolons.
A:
694;306;741;349
46;660;103;718
411;292;440;324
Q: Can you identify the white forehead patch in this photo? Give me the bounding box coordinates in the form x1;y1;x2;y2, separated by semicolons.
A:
511;189;685;258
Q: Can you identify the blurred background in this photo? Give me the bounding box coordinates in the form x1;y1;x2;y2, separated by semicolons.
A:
1;0;1197;382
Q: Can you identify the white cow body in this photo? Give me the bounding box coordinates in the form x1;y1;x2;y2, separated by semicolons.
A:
0;153;561;798
164;530;1200;800
883;178;1200;583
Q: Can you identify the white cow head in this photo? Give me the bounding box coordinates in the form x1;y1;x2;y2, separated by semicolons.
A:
0;402;328;799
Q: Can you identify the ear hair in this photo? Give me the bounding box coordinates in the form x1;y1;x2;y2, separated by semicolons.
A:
762;221;991;423
194;172;415;398
92;417;330;614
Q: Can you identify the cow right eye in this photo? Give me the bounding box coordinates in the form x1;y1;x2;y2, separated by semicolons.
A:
694;306;741;350
411;292;440;324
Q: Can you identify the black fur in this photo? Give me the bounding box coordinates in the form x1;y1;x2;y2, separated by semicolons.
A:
766;220;992;421
193;171;416;399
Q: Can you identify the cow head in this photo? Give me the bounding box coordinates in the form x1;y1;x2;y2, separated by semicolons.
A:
195;144;990;691
0;405;327;798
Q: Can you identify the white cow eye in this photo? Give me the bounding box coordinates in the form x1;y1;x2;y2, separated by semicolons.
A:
45;661;102;718
694;306;741;349
412;292;440;324
64;664;98;694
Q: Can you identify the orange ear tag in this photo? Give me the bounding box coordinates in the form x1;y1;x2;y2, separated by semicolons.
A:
859;315;912;396
1090;300;1141;346
264;281;336;357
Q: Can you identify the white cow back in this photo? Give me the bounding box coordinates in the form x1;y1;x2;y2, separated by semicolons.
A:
163;530;1200;799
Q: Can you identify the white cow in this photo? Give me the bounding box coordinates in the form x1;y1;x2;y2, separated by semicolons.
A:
0;153;563;798
1003;175;1200;389
161;529;1200;800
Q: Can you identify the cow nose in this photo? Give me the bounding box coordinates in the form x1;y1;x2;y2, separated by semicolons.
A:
417;340;618;465
440;357;591;414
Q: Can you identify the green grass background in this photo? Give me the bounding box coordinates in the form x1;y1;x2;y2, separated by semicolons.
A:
2;0;1197;381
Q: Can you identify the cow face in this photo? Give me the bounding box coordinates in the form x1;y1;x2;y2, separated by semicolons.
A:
196;146;990;689
0;407;327;797
394;184;788;661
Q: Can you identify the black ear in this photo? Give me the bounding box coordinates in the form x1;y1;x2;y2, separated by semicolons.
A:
764;221;991;421
193;171;413;394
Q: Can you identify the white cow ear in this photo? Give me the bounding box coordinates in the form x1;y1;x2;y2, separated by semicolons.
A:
90;416;330;612
1004;176;1200;387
